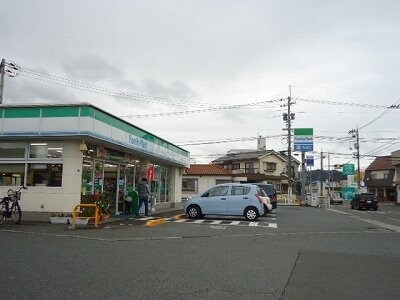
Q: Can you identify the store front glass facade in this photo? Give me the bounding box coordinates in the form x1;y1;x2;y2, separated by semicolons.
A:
80;145;176;215
0;142;64;187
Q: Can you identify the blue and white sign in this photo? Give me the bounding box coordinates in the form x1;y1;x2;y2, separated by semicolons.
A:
294;128;314;152
306;155;314;166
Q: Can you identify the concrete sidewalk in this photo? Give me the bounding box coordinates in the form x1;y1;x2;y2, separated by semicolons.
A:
20;203;184;224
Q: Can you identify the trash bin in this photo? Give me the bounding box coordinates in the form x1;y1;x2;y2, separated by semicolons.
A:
127;190;138;215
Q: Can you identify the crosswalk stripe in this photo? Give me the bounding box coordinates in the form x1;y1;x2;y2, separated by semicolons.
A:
133;217;278;228
210;220;223;225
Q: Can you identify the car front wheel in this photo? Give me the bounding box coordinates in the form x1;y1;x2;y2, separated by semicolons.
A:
244;207;259;221
187;205;202;219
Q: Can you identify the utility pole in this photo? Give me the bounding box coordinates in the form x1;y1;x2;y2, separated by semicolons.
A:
0;59;5;104
282;86;295;202
349;127;361;190
327;152;331;208
301;151;306;204
320;150;325;196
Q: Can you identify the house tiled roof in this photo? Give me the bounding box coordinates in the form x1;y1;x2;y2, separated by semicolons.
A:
365;156;395;171
212;149;300;165
212;150;273;163
185;164;232;176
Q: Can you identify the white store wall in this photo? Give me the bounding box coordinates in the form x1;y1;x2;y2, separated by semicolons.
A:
0;140;82;213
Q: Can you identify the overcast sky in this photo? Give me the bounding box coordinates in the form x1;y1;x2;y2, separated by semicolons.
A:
1;0;399;169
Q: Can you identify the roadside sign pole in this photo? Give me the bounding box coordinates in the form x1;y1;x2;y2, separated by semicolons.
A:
301;151;306;204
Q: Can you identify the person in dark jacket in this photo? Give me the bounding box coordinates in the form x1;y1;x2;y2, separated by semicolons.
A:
136;177;150;216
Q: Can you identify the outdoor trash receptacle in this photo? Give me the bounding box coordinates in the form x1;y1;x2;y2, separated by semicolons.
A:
128;190;138;214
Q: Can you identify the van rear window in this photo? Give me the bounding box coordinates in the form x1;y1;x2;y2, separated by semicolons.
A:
258;184;276;195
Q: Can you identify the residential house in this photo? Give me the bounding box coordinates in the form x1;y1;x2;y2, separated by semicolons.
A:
392;150;400;204
364;155;396;202
211;148;300;193
182;164;236;200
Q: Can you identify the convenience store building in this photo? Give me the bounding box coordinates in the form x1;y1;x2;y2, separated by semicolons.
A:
0;103;190;214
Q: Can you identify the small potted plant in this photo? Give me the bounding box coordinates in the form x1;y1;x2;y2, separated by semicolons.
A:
95;193;111;219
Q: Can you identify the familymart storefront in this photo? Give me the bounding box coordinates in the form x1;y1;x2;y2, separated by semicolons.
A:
0;103;190;215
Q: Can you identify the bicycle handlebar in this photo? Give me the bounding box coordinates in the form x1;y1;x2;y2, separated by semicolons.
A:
7;186;28;197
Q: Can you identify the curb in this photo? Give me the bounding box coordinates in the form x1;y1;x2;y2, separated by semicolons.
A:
172;214;186;220
145;218;167;227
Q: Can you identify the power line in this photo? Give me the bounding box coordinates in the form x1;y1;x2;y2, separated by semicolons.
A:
359;98;400;130
295;97;389;109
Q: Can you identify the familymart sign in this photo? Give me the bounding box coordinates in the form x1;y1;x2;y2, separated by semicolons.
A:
294;128;314;152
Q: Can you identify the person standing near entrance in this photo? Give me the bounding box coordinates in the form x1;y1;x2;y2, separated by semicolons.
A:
136;177;150;216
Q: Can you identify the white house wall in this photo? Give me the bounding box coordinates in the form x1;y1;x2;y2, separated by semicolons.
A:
198;176;228;192
259;156;285;177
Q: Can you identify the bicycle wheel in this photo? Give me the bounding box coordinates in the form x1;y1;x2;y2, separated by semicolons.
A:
0;202;6;225
11;204;21;224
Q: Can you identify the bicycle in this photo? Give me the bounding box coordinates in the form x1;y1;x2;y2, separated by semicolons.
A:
0;186;28;225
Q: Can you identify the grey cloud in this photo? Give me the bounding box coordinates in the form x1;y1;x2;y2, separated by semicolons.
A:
63;56;125;82
143;79;197;101
4;76;78;104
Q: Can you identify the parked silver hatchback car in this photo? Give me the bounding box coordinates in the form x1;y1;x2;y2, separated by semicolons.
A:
184;183;265;221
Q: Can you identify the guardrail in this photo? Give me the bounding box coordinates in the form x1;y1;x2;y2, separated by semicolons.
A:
71;204;100;229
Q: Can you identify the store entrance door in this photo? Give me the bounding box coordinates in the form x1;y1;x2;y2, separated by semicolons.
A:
93;160;138;215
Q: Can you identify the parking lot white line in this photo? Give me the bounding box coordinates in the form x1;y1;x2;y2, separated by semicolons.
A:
193;220;204;224
230;221;241;225
248;222;258;226
387;218;400;223
326;208;350;215
209;220;223;225
351;216;400;232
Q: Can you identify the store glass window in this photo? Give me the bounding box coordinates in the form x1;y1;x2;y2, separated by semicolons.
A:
0;164;25;186
0;142;26;159
27;163;63;187
29;143;63;159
